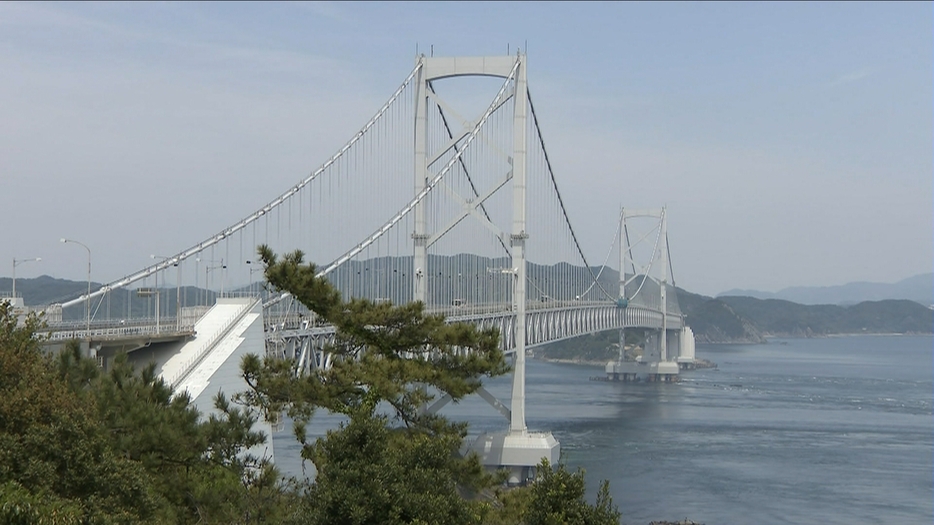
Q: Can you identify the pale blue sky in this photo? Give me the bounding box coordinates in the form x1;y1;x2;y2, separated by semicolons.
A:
1;2;930;296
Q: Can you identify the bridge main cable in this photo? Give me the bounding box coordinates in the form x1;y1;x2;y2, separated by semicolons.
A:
527;89;615;301
60;64;424;309
264;57;522;308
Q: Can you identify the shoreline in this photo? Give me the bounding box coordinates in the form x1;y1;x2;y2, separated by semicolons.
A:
534;356;606;367
533;356;718;370
778;332;933;338
697;332;933;345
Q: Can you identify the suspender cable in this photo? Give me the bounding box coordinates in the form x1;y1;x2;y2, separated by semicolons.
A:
527;89;614;301
62;63;423;309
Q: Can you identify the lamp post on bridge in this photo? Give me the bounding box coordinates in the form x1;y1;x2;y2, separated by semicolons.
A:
152;254;181;332
149;255;164;333
246;260;263;297
204;259;226;304
12;257;41;302
136;287;161;334
195;257;202;306
60;238;91;333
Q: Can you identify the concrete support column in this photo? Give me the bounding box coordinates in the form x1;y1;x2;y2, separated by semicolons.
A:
509;54;529;435
413;56;429;305
618;207;626;364
659;207;668;362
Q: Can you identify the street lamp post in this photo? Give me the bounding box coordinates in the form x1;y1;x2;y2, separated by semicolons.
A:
152;255;181;331
218;258;226;298
12;257;41;300
195;257;201;306
246;260;262;297
60;238;91;333
175;261;180;329
204;259;226;305
152;257;162;332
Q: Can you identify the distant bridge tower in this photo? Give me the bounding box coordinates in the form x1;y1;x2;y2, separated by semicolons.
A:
608;207;683;381
412;53;558;483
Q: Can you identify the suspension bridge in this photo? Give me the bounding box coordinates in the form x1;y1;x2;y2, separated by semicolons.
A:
27;54;695;483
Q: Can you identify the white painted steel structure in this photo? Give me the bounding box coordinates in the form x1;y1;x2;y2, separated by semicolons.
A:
43;54;694;480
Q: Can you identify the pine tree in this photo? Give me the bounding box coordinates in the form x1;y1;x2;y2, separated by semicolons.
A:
241;246;510;524
0;301;298;523
0;303;159;523
243;245;623;524
525;459;621;525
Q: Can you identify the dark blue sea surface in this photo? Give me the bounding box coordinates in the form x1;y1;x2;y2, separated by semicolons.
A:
273;335;933;524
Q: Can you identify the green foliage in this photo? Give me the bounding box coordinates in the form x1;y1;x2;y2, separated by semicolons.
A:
0;481;84;525
525;459;620;525
678;286;934;342
55;342;284;523
243;246;513;524
0;301;296;524
244;246;507;434
295;408;492;525
536;330;644;362
682;298;765;343
0;303;159;523
481;459;621;525
484;482;533;525
244;246;624;525
717;296;934;336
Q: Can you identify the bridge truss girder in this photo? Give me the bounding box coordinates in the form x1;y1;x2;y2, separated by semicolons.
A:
265;303;684;375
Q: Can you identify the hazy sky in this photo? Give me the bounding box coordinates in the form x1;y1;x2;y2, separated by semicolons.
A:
1;2;931;297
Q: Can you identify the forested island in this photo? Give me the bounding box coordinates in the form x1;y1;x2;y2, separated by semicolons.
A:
676;288;932;343
535;286;932;362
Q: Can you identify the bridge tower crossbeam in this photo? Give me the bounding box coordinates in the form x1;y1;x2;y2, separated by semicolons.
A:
412;53;558;483
608;207;687;381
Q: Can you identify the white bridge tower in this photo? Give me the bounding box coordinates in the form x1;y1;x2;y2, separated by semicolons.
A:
413;53;558;483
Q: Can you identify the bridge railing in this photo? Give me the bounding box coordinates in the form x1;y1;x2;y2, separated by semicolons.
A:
437;299;614;319
217;291;264;299
265;298;681;337
49;317;173;330
165;298;258;387
42;304;226;340
45;322;194;341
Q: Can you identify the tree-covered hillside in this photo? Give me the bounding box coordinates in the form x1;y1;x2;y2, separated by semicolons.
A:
716;296;933;337
536;288;932;359
7;275;930;343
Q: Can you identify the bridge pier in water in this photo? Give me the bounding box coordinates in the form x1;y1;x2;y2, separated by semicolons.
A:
606;326;695;382
605;208;695;382
411;52;560;483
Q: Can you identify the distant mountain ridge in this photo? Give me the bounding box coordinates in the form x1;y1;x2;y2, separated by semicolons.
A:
537;287;933;359
0;275;105;306
719;273;933;306
6;274;932;343
0;275;217;322
643;287;932;344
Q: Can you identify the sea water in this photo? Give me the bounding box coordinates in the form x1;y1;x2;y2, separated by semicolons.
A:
273;335;933;524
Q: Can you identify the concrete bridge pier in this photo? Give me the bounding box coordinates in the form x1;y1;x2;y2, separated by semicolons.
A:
605;326;694;382
465;343;560;485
